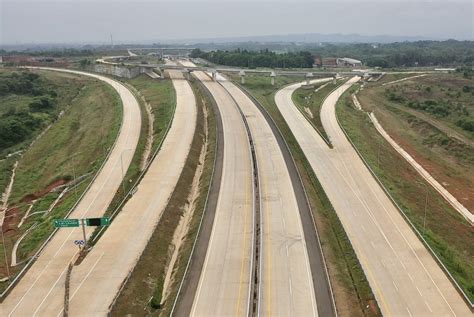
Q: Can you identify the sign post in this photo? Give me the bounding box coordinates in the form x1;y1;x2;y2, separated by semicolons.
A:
81;219;87;247
53;217;110;250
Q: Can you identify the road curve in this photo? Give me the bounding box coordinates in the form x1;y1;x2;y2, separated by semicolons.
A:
219;77;319;316
189;70;255;316
64;70;197;315
2;68;142;316
275;77;472;316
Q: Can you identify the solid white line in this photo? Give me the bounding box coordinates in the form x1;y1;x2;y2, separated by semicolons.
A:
316;80;455;316
56;252;105;316
9;74;138;315
8;251;77;317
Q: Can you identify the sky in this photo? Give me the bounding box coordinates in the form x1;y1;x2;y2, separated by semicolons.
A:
1;0;473;45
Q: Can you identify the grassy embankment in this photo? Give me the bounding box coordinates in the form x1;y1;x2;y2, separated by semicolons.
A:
230;73;380;316
0;69;121;291
337;79;474;302
292;79;343;144
358;75;474;212
127;75;176;153
112;77;216;315
88;74;175;233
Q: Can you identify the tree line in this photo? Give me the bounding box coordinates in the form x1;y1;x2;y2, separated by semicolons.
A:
310;40;473;68
190;48;314;68
190;40;473;69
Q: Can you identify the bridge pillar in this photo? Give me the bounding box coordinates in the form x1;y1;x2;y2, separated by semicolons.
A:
212;71;217;81
305;72;314;85
333;76;337;85
239;70;246;84
270;71;276;86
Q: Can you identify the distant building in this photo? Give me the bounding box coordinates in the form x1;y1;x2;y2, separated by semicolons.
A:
336;57;362;67
322;58;338;67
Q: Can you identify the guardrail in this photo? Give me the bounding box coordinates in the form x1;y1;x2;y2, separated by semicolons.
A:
335;82;474;310
218;79;260;316
235;80;338;317
98;76;178;314
169;75;220;316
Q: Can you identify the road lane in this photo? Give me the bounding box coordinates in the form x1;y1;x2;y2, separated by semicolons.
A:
219;78;318;316
189;70;254;316
2;68;142;316
64;70;197;315
275;77;472;316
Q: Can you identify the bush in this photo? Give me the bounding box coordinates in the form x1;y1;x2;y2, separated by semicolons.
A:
150;274;164;309
29;97;54;112
0;71;44;96
456;119;474;132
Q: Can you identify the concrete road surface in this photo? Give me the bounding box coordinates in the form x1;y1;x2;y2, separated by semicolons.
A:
65;70;197;315
219;78;318;316
2;68;141;316
3;70;197;315
275;77;472;316
189;70;255;316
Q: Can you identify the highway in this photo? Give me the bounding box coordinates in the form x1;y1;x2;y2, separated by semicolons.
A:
179;60;326;316
3;69;196;315
2;68;142;316
65;70;196;314
219;78;318;316
275;77;472;316
188;69;255;316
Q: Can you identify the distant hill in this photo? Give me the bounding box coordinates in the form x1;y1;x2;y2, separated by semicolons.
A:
165;33;441;45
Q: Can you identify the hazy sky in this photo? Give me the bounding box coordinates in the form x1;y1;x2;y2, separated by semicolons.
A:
1;0;473;44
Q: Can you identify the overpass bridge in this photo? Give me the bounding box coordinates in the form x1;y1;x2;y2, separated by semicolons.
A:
96;56;384;83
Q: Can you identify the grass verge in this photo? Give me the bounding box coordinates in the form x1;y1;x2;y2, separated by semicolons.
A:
111;77;215;315
336;87;474;303
1;71;121;292
126;75;176;153
292;81;341;143
236;74;380;316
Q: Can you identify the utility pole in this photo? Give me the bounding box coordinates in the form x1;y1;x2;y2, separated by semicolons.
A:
110;34;114;48
415;180;429;235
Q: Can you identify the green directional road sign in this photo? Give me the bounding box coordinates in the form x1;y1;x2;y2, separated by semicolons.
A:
54;218;80;228
86;217;110;227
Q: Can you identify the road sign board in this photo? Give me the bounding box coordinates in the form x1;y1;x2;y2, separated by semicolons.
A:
54;219;80;228
86;217;110;227
74;240;85;245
